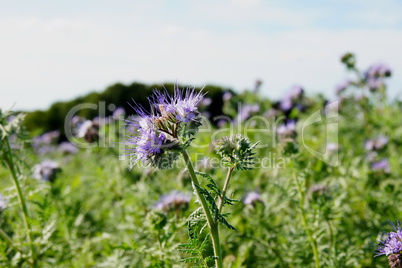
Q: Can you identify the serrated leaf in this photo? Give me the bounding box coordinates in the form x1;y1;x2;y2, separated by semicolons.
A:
217;214;237;231
195;171;221;196
194;184;219;221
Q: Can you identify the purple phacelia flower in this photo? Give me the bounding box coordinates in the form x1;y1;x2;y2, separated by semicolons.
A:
0;194;8;211
277;120;296;140
335;80;351;95
58;141;78;154
243;191;261;206
126;86;204;169
70;115;83;127
32;130;60;155
365;63;392;79
371;159;390;173
235;104;259;123
376;221;402;265
279;85;304;112
286;85;304;100
113;107;126;118
33;160;61;182
154;191;191;212
153;87;204;123
173;90;204;123
367;78;385;92
279;98;293;112
223;92;232;102
77;120;99;143
365;135;388;151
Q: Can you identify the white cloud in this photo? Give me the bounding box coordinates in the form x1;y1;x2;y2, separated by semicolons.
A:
0;4;401;110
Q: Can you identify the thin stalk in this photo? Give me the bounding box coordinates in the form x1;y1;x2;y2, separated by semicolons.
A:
292;171;320;268
0;228;15;247
326;219;337;266
218;167;234;214
181;150;222;268
4;138;36;267
0;228;25;255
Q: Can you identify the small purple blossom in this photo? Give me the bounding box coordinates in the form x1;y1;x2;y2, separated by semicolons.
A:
33;160;61;182
155;191;191;212
367;78;385;92
223;92;232;102
371;159;390;173
365;63;392;79
279;98;293;111
58;141;78;154
277;120;296;140
32;130;60;155
377;221;402;257
243;192;261;206
77;120;99;143
113;107;126;118
235;104;259;123
279;85;304;112
335;80;351;95
286;85;304;100
365;135;388;151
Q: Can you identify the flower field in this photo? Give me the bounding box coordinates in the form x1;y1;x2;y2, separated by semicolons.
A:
1;54;401;267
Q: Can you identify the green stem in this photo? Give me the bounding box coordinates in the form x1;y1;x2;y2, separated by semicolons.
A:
326;218;337;266
4;138;36;267
218;167;234;214
0;228;25;255
181;150;222;268
0;228;14;247
292;171;320;268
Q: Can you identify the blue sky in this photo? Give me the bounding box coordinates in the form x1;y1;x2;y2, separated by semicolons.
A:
1;0;402;110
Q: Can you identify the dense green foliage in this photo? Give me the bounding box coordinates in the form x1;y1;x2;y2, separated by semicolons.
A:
1;55;401;267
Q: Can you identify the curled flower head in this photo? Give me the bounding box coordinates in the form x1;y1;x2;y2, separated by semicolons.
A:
214;134;258;170
33;160;61;182
154;190;191;212
341;52;356;69
126;86;204;169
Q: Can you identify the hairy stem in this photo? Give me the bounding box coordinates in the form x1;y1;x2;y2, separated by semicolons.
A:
181;150;222;268
4;138;36;267
292;171;320;268
218;167;234;215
